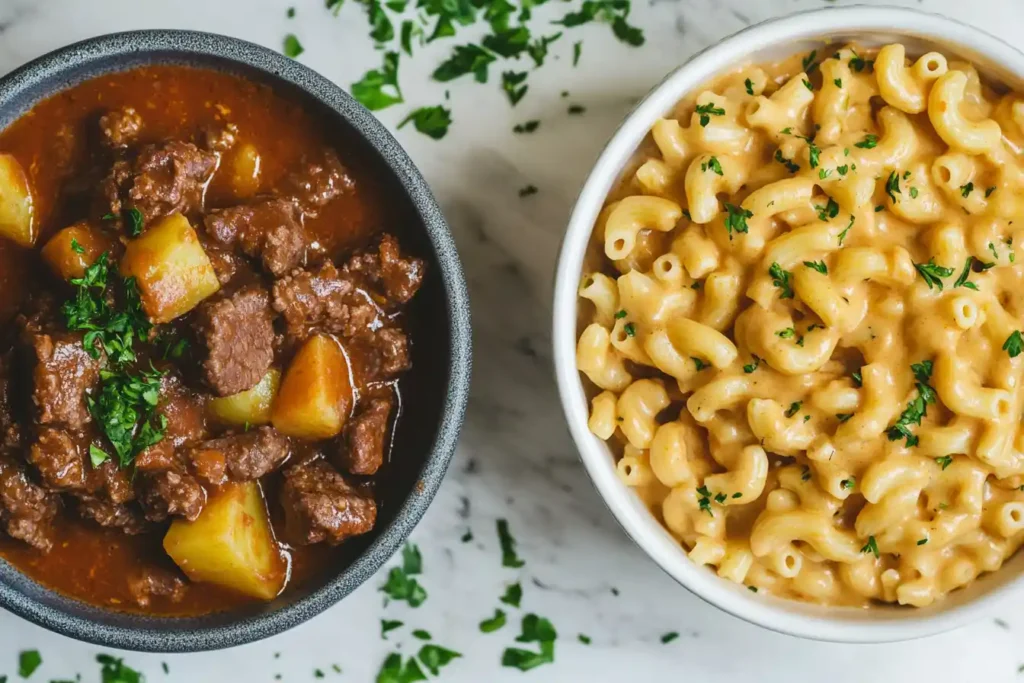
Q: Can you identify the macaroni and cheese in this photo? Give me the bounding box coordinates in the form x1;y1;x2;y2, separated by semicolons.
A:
576;43;1024;608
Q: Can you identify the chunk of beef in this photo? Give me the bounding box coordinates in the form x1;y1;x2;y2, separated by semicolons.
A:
76;496;148;535
193;286;275;396
272;260;382;343
85;459;135;504
204;199;306;276
28;427;87;490
345;234;426;307
23;330;100;430
135;377;208;471
201;122;238;152
335;394;393;475
100;140;217;223
129;568;186;607
0;352;22;450
203;243;240;285
136;469;205;522
185;426;290;483
0;458;59;552
281;150;354;217
99;107;142;148
280;460;376;545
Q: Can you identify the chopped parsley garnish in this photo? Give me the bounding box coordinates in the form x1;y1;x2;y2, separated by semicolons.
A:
87;366;167;468
774;149;799;173
660;632;680;644
287;6;296;18
376;653;427;683
748;586;758;593
382;619;404;638
434;44;496;83
917;538;928;545
497;519;525;567
743;355;761;374
500;582;523;607
623;322;636;337
483;27;531;58
283;34;304;58
768;262;794;299
960;182;974;198
413;630;431;640
518;184;538;198
841;477;855;489
854;134;878;149
418;645;462;675
953;257;979;290
885;171;901;202
480;608;508;633
351;52;404;111
914;259;954;290
819;168;831;180
802;78;813;91
695;102;725;127
909;186;919;199
745;78;754;95
398;106;452;140
502;614;557;671
861;536;880;558
852;370;863;386
501;70;529;105
785;401;802;418
887;360;937;447
1003;330;1024;358
833;78;842;88
804;138;821;168
19;650;41;678
692;357;709;371
573;41;582;66
849;52;870;72
838;215;855;246
614;309;627;319
723;203;752;236
816;197;839;221
567;104;586;115
702;156;724;176
578;634;592;644
696;485;713;516
837;413;852;423
70;238;85;254
837;164;848;176
801;50;818;73
803;260;827;274
776;327;796;339
125;207;144;236
98;654;144;683
990;241;1000;261
986;186;997;198
935;455;953;470
380;543;428;607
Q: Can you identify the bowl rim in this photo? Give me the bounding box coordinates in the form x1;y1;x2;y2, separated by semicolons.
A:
0;29;472;652
552;4;1024;643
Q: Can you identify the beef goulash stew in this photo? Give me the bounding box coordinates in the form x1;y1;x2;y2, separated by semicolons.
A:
0;66;427;615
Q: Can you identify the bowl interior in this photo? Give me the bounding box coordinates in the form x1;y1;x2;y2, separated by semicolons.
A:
554;6;1024;643
0;31;470;651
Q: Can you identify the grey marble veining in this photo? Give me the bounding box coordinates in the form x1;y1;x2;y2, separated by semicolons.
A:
2;0;1024;680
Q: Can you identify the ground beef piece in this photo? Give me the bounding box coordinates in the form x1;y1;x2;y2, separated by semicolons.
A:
28;427;87;490
281;150;354;217
99;107;142;148
0;458;59;552
186;426;290;483
136;469;205;522
77;496;149;535
335;394;393;475
101;141;217;223
129;568;186;607
272;261;382;343
23;330;100;430
344;234;425;306
280;460;376;545
204;199;306;276
193;286;275;396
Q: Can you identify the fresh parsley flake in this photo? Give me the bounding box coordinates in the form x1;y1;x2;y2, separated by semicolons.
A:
745;78;754;95
776;327;796;339
283;34;304;58
885;171;901;202
1003;330;1024;358
500;582;523;607
518;184;538;198
623;322;636;337
961;182;974;198
480;609;507;633
723;203;752;236
398;106;452;140
513;120;540;134
502;614;557;672
702;156;724;176
785;401;802;418
692;357;709;371
19;650;41;678
855;134;878;149
768;262;794;299
774;149;799;173
841;477;855;489
838;215;854;245
914;259;954;290
351;52;404;111
501;70;529;105
953;257;979;290
935;455;953;470
660;632;679;644
497;519;525;567
743;355;761;374
861;536;880;559
695;102;725;127
803;260;828;274
382;619;404;639
567;104;586;115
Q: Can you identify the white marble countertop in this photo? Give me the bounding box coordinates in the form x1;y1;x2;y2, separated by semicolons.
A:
2;0;1024;680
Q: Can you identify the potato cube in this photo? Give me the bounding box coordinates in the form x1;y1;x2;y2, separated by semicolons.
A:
0;153;35;247
208;369;280;427
272;335;352;440
41;222;116;280
163;481;285;600
120;212;220;323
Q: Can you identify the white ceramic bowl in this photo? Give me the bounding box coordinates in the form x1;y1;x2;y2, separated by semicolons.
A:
552;5;1024;643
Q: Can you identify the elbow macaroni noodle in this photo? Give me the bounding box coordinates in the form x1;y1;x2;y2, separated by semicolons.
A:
576;43;1024;607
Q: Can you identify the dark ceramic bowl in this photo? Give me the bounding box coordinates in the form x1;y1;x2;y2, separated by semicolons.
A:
0;30;471;652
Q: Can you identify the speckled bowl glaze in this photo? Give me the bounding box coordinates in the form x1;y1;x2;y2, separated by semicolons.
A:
0;30;471;652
